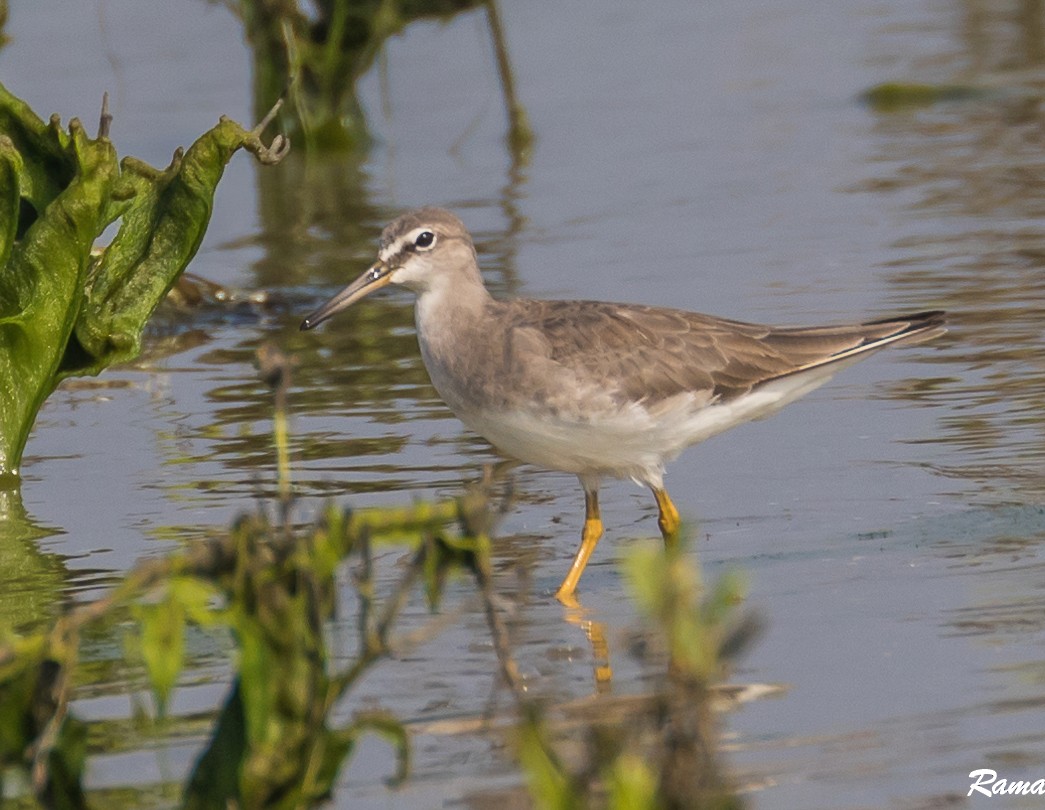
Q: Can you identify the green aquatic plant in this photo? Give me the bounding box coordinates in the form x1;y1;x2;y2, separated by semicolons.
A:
0;344;501;808
229;0;532;155
0;342;754;808
0;492;497;808
860;81;986;111
0;82;289;481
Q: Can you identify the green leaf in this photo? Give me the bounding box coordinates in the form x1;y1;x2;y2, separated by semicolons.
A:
170;575;223;627
515;710;581;810
622;539;747;681
136;591;187;717
0;115;116;476
0;81;286;477
235;616;275;749
0;136;21;272
0;82;74;214
183;680;247;810
70;117;250;374
607;753;657;810
0;631;48;760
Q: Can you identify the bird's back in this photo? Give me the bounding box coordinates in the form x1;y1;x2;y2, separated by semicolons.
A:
493;299;945;408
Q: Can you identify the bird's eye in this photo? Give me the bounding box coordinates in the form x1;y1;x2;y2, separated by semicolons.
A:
414;230;436;250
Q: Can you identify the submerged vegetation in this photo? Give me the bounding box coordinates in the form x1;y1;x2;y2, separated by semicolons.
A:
860;81;987;111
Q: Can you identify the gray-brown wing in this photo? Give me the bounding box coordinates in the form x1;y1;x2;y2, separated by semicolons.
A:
502;300;944;406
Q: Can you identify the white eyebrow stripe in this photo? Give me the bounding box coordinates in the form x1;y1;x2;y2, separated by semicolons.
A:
378;227;432;263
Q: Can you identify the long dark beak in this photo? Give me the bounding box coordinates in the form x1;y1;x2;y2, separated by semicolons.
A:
299;260;392;330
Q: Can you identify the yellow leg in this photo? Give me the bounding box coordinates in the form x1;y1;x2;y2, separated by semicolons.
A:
652;486;681;547
555;488;603;605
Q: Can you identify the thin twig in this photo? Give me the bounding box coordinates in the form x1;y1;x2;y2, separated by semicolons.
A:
484;0;533;156
97;91;112;139
243;97;291;165
473;544;524;696
251;97;284;137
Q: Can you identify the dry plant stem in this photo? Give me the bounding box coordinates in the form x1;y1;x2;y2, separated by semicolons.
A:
334;532;428;694
472;546;524;696
252;95;284;135
355;525;377;654
279;20;313;137
242;97;290;164
375;546;425;645
97;91;112;139
393;599;471;655
274;392;291;507
256;343;296;511
484;0;532;153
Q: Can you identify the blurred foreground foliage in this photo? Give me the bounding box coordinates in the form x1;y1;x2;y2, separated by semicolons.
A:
0;347;752;808
0;81;288;480
0;431;499;806
512;541;753;810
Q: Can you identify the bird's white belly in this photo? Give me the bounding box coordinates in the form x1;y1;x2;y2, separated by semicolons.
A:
447;363;844;486
452;394;746;486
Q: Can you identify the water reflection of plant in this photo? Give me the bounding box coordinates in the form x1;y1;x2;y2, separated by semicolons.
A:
0;489;66;633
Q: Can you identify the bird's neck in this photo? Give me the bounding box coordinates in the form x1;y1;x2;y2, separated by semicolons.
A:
413;273;500;409
414;272;493;339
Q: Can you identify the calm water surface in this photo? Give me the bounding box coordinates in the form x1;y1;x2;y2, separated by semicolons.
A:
3;1;1044;807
